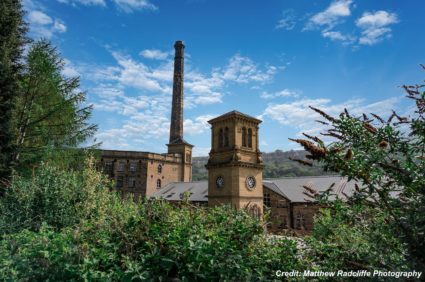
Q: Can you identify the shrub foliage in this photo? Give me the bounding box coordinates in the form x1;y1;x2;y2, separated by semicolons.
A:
0;158;302;281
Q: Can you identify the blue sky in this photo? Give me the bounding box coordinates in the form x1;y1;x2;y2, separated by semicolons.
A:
23;0;425;156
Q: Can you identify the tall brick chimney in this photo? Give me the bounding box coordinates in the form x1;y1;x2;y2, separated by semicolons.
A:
169;40;185;144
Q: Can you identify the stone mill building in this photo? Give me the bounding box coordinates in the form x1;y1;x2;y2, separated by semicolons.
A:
100;41;356;233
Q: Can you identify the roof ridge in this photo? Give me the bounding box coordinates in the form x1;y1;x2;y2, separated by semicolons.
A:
264;175;340;180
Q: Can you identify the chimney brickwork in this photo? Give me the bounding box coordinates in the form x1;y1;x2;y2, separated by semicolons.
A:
169;40;185;144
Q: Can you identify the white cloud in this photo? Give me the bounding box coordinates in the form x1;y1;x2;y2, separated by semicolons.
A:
85;50;279;110
110;51;169;92
276;9;297;30
261;96;401;137
62;59;80;77
220;54;277;84
93;87;172;149
57;0;106;6
28;11;52;25
57;0;157;11
322;30;354;43
53;19;67;33
356;11;399;45
140;49;169;60
81;48;283;150
113;0;157;12
260;89;300;99
306;0;353;30
184;115;216;135
356;10;398;29
26;9;67;39
303;0;356;45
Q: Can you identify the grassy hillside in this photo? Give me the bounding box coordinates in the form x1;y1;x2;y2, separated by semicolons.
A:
192;150;330;181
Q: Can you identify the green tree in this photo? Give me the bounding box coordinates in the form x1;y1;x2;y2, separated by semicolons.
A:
12;40;98;172
291;65;425;270
0;0;28;184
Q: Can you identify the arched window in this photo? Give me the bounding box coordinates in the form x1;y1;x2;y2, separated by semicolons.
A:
247;128;253;148
248;204;260;219
224;127;229;147
156;179;161;189
157;164;162;174
242;127;247;147
218;128;223;148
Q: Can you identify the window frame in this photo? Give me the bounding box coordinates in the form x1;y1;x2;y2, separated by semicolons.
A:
128;176;136;188
129;162;137;172
117;162;125;172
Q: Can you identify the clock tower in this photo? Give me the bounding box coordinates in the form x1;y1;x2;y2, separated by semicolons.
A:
206;111;264;217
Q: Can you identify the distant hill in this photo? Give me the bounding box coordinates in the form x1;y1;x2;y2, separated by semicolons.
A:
192;150;331;181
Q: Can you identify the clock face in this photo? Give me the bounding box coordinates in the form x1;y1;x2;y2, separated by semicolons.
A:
216;176;224;188
246;176;256;190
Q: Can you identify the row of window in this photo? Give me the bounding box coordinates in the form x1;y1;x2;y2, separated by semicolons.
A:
116;176;162;189
263;193;288;208
116;176;137;188
104;161;163;173
217;127;254;148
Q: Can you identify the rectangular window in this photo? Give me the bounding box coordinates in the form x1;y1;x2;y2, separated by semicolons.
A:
296;213;305;230
117;162;125;172
128;177;136;188
104;161;113;174
263;193;271;207
116;176;124;188
129;162;137;172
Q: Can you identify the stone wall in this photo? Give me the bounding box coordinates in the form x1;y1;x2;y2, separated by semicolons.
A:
100;150;185;198
264;186;322;234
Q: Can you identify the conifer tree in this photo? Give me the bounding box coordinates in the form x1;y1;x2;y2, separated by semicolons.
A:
0;0;28;184
13;40;98;172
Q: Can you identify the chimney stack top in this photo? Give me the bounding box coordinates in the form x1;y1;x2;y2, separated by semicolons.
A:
174;40;185;48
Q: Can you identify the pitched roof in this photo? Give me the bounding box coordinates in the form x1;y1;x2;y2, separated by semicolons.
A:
263;176;356;203
168;137;194;147
151;175;358;203
152;181;208;202
208;110;262;124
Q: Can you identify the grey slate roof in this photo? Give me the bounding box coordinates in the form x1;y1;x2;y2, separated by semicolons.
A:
263;176;356;203
153;176;358;203
152;181;208;202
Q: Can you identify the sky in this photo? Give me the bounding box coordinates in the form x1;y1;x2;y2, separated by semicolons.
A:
22;0;425;156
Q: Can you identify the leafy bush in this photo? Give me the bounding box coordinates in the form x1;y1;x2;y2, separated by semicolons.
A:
0;157;115;234
0;159;302;281
305;202;410;273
